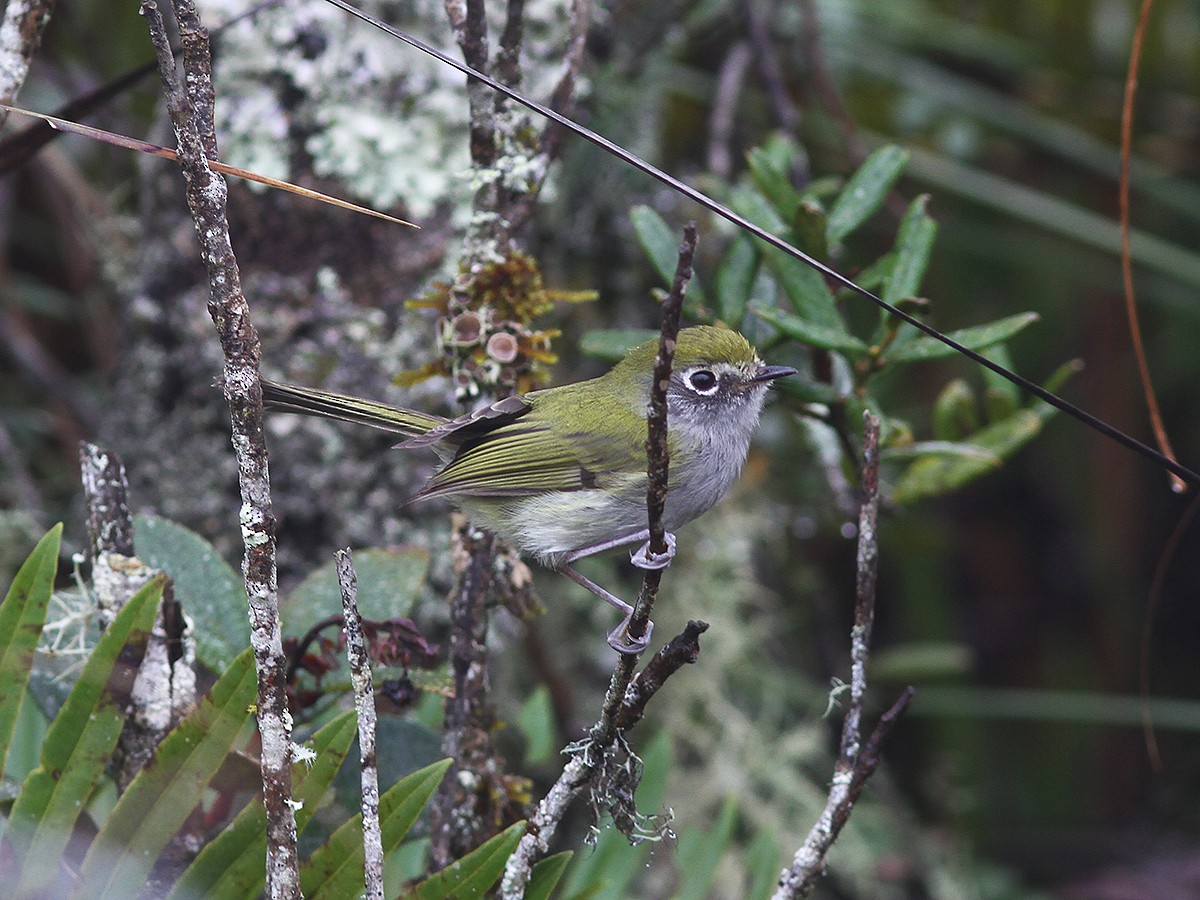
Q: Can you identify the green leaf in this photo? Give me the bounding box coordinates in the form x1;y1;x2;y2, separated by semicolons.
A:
892;409;1045;503
715;235;758;329
872;641;974;681
580;329;660;362
168;710;360;900
8;576;163;897
753;304;869;356
526;851;573;900
886;312;1040;363
80;647;259;899
0;524;61;776
675;796;738;900
630;205;706;304
134;515;246;671
744;826;781;900
826;145;909;244
792;199;829;262
285;546;430;637
883;194;937;304
408;821;525;899
731;186;842;330
932;379;979;441
516;685;556;767
746;138;802;220
303;757;452;899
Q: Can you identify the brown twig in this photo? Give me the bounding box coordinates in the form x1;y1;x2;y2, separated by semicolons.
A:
741;0;801;137
1119;0;1181;493
139;2;299;895
336;550;384;900
773;411;914;898
499;225;697;898
796;0;865;165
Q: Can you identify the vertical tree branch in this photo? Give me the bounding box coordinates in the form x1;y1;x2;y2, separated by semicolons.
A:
0;0;56;129
139;2;298;896
336;549;384;900
772;412;914;898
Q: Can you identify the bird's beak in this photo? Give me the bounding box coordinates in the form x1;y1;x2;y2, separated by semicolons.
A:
750;364;798;384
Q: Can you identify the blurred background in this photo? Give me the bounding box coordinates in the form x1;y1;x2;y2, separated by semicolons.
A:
2;0;1200;896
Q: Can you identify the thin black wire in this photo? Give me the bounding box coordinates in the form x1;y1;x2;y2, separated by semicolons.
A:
322;0;1200;489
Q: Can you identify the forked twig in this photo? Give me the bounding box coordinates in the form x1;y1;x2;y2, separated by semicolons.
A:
772;412;914;898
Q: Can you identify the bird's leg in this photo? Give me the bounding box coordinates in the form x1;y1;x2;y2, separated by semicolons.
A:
561;565;654;654
564;529;678;571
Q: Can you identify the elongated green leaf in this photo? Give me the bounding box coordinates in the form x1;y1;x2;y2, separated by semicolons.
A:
303;757;452;899
134;515;245;671
753;305;869;356
886;312;1040;363
630;205;706;304
932;379;979;441
892;409;1044;503
715;234;758;329
883;194;937;304
826;145;909;243
0;524;62;775
746;138;801;220
675;796;738;900
408;821;525;899
168;710;360;900
744;826;781;900
732;186;842;330
9;576;163;896
80;648;258;899
526;851;573;900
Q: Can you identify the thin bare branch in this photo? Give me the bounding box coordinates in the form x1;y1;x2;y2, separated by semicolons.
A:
773;412;913;899
336;550;384;900
139;1;298;895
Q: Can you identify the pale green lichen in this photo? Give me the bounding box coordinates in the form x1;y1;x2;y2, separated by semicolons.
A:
195;0;587;220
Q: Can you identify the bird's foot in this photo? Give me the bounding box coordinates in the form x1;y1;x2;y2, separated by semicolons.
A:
607;615;654;654
630;532;676;571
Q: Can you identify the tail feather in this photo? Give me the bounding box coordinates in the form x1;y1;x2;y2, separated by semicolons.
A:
261;379;445;438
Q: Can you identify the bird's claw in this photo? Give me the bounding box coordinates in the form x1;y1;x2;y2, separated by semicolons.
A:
607;616;653;654
630;533;676;571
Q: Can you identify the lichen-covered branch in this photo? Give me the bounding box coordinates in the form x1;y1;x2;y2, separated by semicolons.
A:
138;2;298;895
772;412;914;898
336;549;384;900
0;0;55;129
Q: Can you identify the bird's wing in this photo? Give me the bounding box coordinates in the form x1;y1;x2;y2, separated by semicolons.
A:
410;423;601;499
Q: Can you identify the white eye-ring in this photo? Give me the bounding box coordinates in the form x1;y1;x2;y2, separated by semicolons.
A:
685;368;719;395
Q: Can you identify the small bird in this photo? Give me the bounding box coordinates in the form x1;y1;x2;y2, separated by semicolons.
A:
263;325;795;652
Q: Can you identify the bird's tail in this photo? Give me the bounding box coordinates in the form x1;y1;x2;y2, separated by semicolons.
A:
261;379;446;438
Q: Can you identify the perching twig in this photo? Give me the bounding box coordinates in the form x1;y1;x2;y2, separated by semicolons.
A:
139;2;299;896
773;412;914;898
336;550;384;900
500;225;699;899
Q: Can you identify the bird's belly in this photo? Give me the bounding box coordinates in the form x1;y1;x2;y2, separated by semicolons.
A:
463;490;646;568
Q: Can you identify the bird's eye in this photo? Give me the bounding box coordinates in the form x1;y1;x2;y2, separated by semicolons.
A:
686;369;719;394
